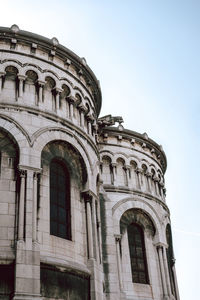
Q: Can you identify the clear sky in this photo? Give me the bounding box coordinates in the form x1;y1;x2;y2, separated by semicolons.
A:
1;0;200;298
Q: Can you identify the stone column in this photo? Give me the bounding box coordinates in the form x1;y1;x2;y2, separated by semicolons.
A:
146;172;152;192
0;71;5;93
87;114;94;136
163;246;172;297
32;171;41;242
111;162;117;185
125;165;131;187
67;95;76;121
115;234;123;291
136;167;143;189
82;191;94;259
54;87;62;112
88;120;92;135
18;169;27;240
18;75;26;100
14;166;42;300
160;182;165;199
37;80;45;104
91;198;99;260
157;245;169;300
154;176;160;196
78;103;86;128
96;201;102;264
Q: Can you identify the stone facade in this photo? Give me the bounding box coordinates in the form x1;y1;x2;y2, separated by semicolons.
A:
0;25;179;300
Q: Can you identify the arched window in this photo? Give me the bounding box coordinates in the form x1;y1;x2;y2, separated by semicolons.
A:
50;159;71;240
127;223;149;284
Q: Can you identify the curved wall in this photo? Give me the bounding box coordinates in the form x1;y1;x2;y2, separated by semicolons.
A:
99;125;179;300
0;25;102;300
0;25;179;300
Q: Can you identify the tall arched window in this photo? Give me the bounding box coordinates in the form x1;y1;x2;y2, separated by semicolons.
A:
50;159;71;240
127;223;149;284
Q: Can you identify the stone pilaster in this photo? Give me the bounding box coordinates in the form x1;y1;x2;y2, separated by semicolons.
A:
157;244;169;300
114;234;123;291
13;166;42;300
82;190;94;259
82;190;102;300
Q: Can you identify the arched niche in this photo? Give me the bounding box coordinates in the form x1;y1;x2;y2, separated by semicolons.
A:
3;66;19;101
120;208;156;237
116;157;127;186
101;155;112;185
60;84;70;116
24;70;38;105
130;160;139;189
44;76;56;111
41;140;87;188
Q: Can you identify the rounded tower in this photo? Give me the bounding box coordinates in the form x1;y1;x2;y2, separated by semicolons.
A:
0;25;179;300
98;118;179;300
0;25;102;300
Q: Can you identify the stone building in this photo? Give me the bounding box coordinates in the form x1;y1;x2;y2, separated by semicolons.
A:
0;25;179;300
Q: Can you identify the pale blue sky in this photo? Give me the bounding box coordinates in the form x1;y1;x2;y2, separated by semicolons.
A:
1;1;200;299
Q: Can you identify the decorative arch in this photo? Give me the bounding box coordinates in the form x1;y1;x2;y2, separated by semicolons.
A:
112;197;162;240
120;208;156;236
1;61;22;74
41;140;87;187
0;114;30;145
23;66;40;78
32;127;93;176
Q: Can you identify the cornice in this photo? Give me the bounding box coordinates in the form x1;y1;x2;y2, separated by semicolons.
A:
0;26;102;116
0;103;99;157
102;184;169;213
99;126;167;172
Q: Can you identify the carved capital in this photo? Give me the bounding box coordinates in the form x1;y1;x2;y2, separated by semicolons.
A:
33;170;41;180
78;103;87;112
53;87;62;94
37;80;45;87
114;234;122;242
81;189;93;203
153;175;159;182
86;113;95;122
111;162;117;168
18;168;27;178
124;164;131;170
136;167;143;174
18;74;26;81
155;242;167;250
67;95;76;104
0;71;5;77
146;172;152;178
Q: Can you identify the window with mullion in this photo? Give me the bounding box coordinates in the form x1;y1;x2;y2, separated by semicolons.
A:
127;223;149;284
50;159;71;240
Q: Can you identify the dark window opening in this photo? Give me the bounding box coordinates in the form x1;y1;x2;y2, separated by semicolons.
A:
50;159;71;240
127;223;149;284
